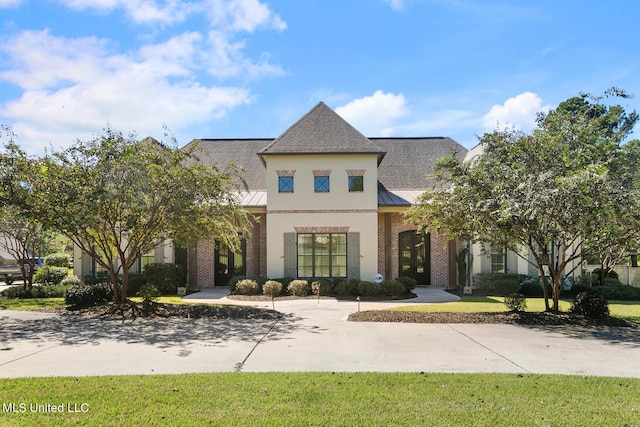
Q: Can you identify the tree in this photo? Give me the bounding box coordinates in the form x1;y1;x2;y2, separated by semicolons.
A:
0;129;49;286
583;138;640;285
27;127;251;305
407;90;638;312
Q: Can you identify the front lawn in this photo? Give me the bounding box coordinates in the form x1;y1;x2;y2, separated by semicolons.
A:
391;296;640;322
0;295;192;311
1;373;639;426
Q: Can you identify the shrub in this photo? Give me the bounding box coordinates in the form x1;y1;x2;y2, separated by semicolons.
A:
127;275;147;296
358;281;382;297
519;281;544;297
137;283;160;302
504;293;527;312
1;285;44;299
334;280;357;296
311;280;331;296
60;275;82;287
381;280;407;297
65;283;113;308
494;279;519;296
144;263;183;294
235;279;259;295
288;280;310;296
44;253;71;267
567;284;593;297
597;285;640;301
34;266;69;286
570;291;610;318
262;280;283;298
472;273;528;290
396;276;417;292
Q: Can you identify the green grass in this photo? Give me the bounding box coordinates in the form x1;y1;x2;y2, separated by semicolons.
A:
0;297;66;311
392;296;640;322
0;373;638;426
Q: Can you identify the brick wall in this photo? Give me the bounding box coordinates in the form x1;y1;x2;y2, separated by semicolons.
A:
377;212;451;287
246;213;267;278
196;239;215;287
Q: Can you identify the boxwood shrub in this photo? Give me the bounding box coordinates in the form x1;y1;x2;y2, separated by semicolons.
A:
1;285;71;299
381;280;407;297
570;291;610;318
262;280;283;297
396;276;417;292
334;280;357;296
358;281;382;297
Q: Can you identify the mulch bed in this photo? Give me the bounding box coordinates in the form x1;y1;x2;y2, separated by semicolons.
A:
348;310;638;327
47;301;282;320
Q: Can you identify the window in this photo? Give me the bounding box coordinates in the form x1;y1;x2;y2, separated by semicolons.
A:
297;233;347;278
314;176;330;192
278;176;294;193
490;246;506;273
139;250;155;273
348;175;364;192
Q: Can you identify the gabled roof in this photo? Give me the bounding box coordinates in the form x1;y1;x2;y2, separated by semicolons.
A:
258;102;386;162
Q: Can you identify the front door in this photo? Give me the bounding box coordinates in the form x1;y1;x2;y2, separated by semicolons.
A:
214;240;246;286
398;231;430;286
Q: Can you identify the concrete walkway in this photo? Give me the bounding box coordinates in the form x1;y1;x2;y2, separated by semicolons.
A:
1;288;639;378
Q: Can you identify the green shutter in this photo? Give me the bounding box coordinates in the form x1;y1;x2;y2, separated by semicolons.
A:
283;232;297;278
347;232;360;280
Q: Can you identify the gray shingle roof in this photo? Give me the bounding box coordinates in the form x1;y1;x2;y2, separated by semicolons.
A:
258;102;386;160
185;139;271;190
374;137;467;190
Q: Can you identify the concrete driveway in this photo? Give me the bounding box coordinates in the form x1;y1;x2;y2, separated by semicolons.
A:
1;288;639;378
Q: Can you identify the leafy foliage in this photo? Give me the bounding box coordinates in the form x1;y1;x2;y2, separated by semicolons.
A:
1;284;70;299
262;280;283;297
570;291;610;318
287;280;310;296
44;253;71;267
408;90;639;312
64;283;113;308
234;279;259;295
144;263;183;294
358;281;382;296
33;266;69;286
503;293;527;312
20;128;251;303
311;280;331;296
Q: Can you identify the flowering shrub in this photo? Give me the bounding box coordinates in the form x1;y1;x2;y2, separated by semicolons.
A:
235;279;259;295
287;280;310;296
262;280;283;297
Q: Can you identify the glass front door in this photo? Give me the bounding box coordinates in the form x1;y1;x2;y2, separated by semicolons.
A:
215;240;246;286
399;231;430;286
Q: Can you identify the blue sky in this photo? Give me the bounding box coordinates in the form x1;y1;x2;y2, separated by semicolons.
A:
1;0;639;153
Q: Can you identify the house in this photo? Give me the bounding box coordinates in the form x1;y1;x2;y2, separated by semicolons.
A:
182;102;467;289
73;102;469;288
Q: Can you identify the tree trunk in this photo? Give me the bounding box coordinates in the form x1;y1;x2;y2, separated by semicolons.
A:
108;269;121;304
538;267;551;312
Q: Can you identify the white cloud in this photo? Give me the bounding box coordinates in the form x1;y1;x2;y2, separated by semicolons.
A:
335;91;409;136
385;0;404;11
482;92;552;133
0;0;23;7
0;30;258;152
56;0;287;29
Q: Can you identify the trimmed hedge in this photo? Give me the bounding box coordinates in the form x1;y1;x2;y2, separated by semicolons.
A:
396;276;417;292
288;280;310;296
1;285;71;299
381;280;407;297
358;281;382;297
262;280;283;297
64;283;113;308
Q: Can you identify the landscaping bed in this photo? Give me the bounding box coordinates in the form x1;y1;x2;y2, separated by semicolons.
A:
348;310;638;327
47;301;282;320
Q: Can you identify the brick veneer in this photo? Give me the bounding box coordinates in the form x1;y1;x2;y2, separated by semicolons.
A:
377;212;451;287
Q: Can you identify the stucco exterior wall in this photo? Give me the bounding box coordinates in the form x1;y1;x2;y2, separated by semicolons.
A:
265;154;379;279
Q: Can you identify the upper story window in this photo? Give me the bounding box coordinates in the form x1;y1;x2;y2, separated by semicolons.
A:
348;176;364;192
276;170;295;193
278;176;294;193
314;176;330;192
347;169;365;192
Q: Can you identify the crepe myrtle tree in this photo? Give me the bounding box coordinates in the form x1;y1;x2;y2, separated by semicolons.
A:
28;127;252;305
0;130;49;287
407;90;638;312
